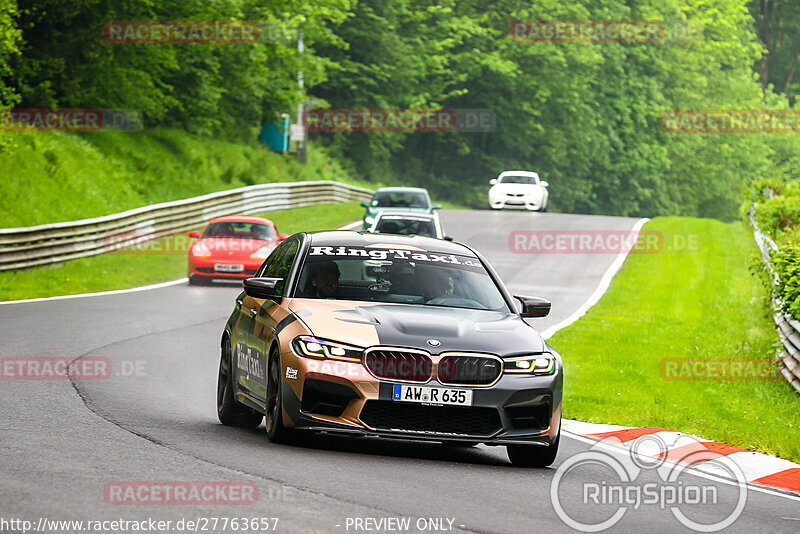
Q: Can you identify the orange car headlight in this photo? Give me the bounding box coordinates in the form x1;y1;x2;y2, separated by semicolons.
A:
503;354;556;375
191;242;212;257
291;336;363;362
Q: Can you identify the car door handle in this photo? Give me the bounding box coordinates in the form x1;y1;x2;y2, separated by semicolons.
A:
249;308;258;316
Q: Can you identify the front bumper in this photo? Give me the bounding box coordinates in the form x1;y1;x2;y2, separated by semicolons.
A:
188;257;262;279
489;195;543;210
279;351;562;446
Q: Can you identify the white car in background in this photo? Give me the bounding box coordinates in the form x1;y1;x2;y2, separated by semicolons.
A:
368;211;452;240
488;171;549;211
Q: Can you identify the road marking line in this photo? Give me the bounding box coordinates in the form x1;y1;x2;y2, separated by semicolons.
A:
540;217;649;339
0;278;188;306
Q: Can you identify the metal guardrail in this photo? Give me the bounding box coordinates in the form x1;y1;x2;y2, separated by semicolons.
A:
0;180;373;271
750;209;800;394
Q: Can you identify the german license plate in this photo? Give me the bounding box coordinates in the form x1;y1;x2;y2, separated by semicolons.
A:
215;264;244;272
392;384;472;406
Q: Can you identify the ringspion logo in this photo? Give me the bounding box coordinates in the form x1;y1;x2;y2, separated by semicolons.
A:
509;19;663;43
551;434;747;531
103;21;259;44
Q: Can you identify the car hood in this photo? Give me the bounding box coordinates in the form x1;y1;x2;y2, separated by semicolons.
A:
193;238;274;260
287;299;545;355
490;183;540;194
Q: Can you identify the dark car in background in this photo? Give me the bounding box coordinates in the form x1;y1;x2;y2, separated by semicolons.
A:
361;187;441;229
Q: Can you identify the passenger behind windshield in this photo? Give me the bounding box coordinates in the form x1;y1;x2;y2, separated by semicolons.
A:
202;222;276;240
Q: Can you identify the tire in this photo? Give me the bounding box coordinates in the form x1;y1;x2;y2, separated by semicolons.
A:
265;348;294;444
217;336;263;428
506;431;560;467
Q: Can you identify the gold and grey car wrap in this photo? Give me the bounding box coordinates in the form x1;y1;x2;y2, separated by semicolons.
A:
223;231;562;447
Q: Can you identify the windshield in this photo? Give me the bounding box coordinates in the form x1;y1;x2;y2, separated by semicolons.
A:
295;245;509;311
371;191;430;208
499;175;538;185
374;216;437;237
202;222;276;240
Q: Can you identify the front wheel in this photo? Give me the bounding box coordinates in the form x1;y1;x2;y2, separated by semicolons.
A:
507;431;560;467
217;337;263;428
265;349;294;444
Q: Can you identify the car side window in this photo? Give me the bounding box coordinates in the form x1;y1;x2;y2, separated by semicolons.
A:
258;242;288;278
272;240;298;295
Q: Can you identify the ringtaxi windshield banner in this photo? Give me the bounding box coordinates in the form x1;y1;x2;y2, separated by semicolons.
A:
308;246;484;271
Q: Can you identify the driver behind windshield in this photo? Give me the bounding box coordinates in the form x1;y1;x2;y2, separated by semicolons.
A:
310;261;341;298
425;271;454;302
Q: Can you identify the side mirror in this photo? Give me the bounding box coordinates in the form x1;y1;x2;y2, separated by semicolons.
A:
540;181;549;188
360;201;368;208
443;235;454;241
489;178;498;185
432;203;442;210
278;233;289;241
188;231;201;238
515;295;551;318
243;277;283;299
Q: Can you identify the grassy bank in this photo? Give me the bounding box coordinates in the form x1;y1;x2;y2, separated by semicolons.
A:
0;128;372;228
550;217;800;462
0;202;362;301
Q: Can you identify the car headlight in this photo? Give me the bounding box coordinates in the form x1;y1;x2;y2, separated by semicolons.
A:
364;215;375;225
291;336;364;362
503;354;556;374
250;244;276;260
191;242;211;257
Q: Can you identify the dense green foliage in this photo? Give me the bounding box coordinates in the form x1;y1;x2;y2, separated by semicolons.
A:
1;0;799;220
312;0;800;218
0;129;355;227
750;180;800;318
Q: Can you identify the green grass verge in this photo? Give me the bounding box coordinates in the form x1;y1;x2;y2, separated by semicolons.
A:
549;216;800;462
0;202;362;301
0;128;378;227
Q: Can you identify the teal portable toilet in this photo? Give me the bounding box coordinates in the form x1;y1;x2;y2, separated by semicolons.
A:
259;115;289;153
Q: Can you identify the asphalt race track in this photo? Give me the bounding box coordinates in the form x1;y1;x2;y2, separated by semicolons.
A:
1;210;798;534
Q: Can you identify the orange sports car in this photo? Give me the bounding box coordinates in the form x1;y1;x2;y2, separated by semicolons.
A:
187;216;288;285
217;231;562;467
